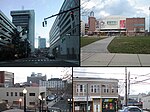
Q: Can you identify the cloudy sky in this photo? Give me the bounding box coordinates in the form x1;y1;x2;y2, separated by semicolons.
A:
73;67;150;96
0;67;72;83
81;0;150;30
0;0;64;48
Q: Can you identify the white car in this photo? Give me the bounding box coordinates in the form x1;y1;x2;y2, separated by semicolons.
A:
118;106;143;112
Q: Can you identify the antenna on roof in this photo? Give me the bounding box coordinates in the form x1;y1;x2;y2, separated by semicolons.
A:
22;6;24;10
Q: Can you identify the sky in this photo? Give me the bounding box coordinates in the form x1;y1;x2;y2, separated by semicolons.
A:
0;0;64;48
73;67;150;96
0;67;72;83
81;0;150;31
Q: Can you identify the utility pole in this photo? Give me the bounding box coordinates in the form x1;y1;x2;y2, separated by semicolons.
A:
128;72;130;99
125;67;128;106
86;84;88;112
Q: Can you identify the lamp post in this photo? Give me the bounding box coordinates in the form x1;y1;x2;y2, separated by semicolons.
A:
68;98;72;112
23;88;27;112
19;98;22;109
38;95;42;112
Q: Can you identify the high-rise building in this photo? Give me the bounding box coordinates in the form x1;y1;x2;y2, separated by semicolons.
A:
10;10;35;52
27;72;47;85
0;71;14;87
0;10;16;47
49;0;79;60
38;36;46;49
88;11;96;33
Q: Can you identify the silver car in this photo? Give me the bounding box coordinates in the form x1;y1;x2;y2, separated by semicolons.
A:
118;106;143;112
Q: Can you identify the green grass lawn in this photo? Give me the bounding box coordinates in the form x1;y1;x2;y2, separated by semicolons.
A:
108;36;150;54
81;36;107;47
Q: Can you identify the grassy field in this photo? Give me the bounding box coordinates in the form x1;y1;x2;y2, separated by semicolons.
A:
108;36;150;54
81;36;107;47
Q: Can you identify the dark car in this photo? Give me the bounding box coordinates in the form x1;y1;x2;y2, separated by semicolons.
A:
46;54;55;59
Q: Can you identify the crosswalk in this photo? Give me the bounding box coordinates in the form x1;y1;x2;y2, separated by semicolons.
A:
22;59;55;62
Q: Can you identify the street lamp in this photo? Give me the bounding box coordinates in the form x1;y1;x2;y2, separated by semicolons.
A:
38;95;42;112
19;98;22;109
23;88;27;112
68;98;72;112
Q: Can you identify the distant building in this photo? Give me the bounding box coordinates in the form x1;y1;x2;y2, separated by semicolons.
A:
81;21;85;36
73;77;119;112
40;78;67;89
0;87;46;109
126;17;145;36
142;95;150;110
49;0;79;60
38;36;46;49
0;71;14;87
27;72;47;85
0;10;16;47
88;11;96;34
11;10;35;52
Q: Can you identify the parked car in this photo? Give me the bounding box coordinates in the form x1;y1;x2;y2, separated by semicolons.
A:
46;95;55;101
118;106;143;112
46;54;55;59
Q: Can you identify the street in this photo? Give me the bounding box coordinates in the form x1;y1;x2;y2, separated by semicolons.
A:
0;57;79;66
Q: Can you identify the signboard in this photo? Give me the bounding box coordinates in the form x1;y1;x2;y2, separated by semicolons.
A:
120;20;125;29
74;97;92;101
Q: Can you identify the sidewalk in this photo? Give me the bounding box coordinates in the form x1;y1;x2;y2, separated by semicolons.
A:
81;53;150;66
81;36;150;66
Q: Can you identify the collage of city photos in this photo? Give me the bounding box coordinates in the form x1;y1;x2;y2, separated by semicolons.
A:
1;0;150;112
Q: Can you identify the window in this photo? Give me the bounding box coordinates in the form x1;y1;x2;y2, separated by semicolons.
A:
19;92;23;96
80;85;83;92
29;93;35;96
15;92;17;96
91;84;100;93
91;85;93;93
6;92;9;96
11;92;13;96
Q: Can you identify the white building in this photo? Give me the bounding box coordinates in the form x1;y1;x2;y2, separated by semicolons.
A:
96;15;126;36
49;0;79;60
142;95;150;110
11;10;35;53
0;87;46;108
39;78;66;89
81;21;85;36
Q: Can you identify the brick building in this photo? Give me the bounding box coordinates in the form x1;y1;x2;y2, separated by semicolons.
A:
126;18;145;36
73;77;119;112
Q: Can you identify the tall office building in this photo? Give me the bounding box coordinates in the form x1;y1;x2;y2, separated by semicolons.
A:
49;0;79;60
38;36;46;49
0;71;14;87
10;10;35;52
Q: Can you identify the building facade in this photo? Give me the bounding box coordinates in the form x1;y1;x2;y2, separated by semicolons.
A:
27;72;47;85
38;36;46;49
10;10;35;52
141;95;150;110
0;87;46;109
73;77;119;112
0;71;14;87
0;10;16;48
96;15;126;36
49;0;79;60
126;18;145;36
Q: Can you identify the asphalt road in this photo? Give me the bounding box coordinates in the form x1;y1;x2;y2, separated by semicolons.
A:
0;57;79;66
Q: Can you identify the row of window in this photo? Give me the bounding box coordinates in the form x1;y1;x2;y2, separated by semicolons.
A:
6;92;35;97
76;84;118;94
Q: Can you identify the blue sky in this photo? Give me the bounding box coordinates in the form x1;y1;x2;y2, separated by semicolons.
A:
81;0;150;31
0;0;64;48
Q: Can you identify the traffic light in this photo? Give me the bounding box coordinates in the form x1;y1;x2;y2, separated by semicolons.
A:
70;11;74;20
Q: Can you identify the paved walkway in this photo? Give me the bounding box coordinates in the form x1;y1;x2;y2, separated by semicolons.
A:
81;36;150;66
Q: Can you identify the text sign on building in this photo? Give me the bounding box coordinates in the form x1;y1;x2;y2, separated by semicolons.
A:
120;20;125;29
74;97;92;101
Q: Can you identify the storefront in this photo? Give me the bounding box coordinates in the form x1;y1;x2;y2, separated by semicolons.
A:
102;98;118;112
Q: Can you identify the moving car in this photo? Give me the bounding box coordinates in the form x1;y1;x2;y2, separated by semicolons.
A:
118;106;143;112
46;95;55;101
46;54;55;59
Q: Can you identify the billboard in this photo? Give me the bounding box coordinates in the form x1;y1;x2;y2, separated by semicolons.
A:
120;20;125;29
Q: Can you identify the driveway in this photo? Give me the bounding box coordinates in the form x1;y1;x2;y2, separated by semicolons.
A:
81;36;115;53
